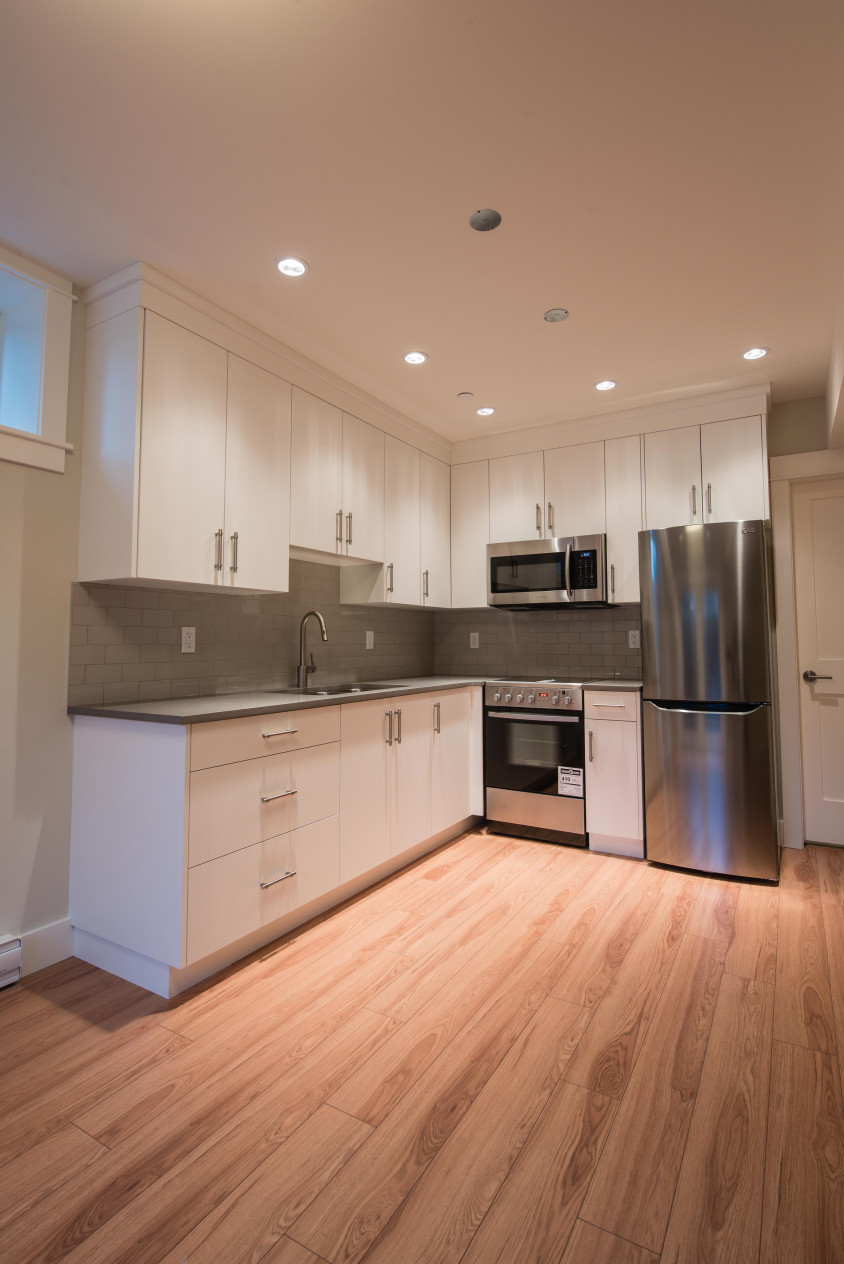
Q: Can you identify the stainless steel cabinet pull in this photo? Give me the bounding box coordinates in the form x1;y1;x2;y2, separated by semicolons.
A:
387;562;394;593
535;503;542;535
803;670;833;682
214;528;223;571
592;702;626;708
588;729;594;762
564;542;572;599
261;788;298;804
396;708;402;743
386;709;393;745
547;502;554;535
423;569;429;599
336;510;343;546
230;531;239;573
260;870;297;890
261;728;299;739
346;512;352;546
706;483;712;516
434;701;441;733
610;563;615;595
691;485;697;519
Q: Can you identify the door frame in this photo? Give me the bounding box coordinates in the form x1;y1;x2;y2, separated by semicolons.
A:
770;448;844;847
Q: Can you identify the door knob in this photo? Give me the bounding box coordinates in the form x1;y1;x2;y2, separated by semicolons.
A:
803;669;833;682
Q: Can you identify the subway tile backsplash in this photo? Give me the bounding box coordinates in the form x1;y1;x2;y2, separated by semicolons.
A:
68;562;642;707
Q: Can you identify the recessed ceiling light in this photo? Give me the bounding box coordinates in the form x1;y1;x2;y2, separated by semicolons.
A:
404;351;427;365
275;257;308;277
476;406;495;416
743;347;769;360
595;380;616;391
544;308;570;323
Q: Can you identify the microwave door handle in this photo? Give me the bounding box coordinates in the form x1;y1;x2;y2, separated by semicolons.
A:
564;542;572;599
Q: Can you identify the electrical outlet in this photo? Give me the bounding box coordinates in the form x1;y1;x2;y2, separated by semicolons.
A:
181;626;196;654
366;630;374;650
469;632;480;649
628;630;641;649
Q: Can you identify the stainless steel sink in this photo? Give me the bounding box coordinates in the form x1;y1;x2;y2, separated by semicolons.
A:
270;683;386;696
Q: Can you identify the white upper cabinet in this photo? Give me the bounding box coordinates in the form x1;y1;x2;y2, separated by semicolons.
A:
290;391;385;562
136;312;228;586
384;435;421;604
289;388;343;555
643;425;703;530
543;441;606;538
604;435;643;603
451;460;490;609
342;414;385;561
223;355;291;593
420;454;451;608
700;415;768;522
489;451;545;542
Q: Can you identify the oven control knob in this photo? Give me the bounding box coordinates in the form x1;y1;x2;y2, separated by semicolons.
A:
493;692;501;702
516;693;524;703
563;693;572;706
504;692;512;703
527;694;535;704
552;694;560;705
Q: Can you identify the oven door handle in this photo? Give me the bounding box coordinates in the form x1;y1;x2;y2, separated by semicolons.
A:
486;711;580;723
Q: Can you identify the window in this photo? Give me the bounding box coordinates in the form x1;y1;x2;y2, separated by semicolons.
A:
0;244;73;473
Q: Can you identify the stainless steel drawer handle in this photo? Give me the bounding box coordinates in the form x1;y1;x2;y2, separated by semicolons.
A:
423;569;429;599
261;728;299;738
706;482;712;515
691;484;697;519
387;562;394;593
395;707;402;743
592;702;626;708
434;700;441;733
336;509;343;546
261;788;298;803
230;531;239;574
386;709;393;745
547;501;554;535
610;563;615;595
535;502;542;535
588;729;594;762
214;527;223;571
803;670;833;682
260;870;297;889
346;512;352;546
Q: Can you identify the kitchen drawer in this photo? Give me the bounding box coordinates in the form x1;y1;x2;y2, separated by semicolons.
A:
189;741;339;866
187;814;340;963
584;691;639;722
189;705;340;771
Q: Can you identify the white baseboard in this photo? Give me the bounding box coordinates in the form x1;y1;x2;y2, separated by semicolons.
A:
19;918;74;976
588;833;646;860
73;928;171;996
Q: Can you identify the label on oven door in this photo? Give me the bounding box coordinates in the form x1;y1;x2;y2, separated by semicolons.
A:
558;766;583;797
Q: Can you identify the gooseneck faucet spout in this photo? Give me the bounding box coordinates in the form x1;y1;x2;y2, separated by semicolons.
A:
297;610;328;689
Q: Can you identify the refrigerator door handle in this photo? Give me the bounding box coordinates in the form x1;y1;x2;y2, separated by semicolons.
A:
648;701;769;716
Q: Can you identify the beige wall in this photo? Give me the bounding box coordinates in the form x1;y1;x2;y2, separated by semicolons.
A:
0;304;84;962
767;397;827;458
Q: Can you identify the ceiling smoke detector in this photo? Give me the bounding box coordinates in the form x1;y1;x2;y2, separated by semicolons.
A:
544;308;569;323
469;208;502;232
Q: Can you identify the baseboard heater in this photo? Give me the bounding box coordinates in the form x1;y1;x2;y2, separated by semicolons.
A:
0;936;22;988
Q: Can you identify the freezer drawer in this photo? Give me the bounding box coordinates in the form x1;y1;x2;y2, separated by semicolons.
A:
644;701;778;880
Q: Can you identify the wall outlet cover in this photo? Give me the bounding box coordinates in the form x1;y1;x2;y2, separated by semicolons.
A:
366;631;374;650
181;626;196;654
469;632;480;649
628;630;641;649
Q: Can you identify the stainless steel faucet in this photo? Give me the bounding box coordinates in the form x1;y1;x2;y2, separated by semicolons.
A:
297;610;328;688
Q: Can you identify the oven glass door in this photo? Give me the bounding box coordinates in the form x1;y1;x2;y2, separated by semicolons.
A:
485;710;584;797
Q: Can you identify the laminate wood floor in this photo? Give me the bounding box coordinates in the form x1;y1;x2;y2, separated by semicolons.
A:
2;833;844;1264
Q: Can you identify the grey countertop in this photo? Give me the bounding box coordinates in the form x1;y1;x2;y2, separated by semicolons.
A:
67;675;643;725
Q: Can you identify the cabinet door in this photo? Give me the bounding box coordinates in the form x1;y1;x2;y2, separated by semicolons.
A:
420;454;451;607
343;414;385;562
390;694;432;854
136;312;228;584
543;441;606;538
700;415;768;522
289;388;343;554
339;699;391;883
489;452;545;542
224;356;291;592
384;434;421;603
585;717;641;841
451;461;489;609
604;435;643;603
643;426;703;529
430;688;473;835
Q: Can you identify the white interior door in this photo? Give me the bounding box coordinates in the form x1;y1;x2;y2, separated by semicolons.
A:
488;451;545;542
289;388;343;554
224;355;291;591
793;477;844;845
420;453;451;607
543;441;606;538
643;425;703;529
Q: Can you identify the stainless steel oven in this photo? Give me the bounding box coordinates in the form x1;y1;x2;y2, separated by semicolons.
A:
483;681;587;846
487;535;608;609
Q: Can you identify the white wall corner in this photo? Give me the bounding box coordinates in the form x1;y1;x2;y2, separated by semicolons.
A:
18;918;74;976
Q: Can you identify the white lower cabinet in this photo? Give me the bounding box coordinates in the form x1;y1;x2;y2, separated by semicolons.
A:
584;691;644;858
339;698;392;882
390;693;433;855
431;687;474;835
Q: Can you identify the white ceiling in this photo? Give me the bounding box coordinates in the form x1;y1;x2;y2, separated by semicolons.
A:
2;0;843;442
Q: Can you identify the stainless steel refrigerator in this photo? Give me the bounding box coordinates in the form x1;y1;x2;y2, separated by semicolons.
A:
639;521;779;881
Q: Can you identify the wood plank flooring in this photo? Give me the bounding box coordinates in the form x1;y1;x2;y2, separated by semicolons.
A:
2;831;844;1264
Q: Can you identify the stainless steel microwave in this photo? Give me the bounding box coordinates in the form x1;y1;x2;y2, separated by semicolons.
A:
487;535;609;609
